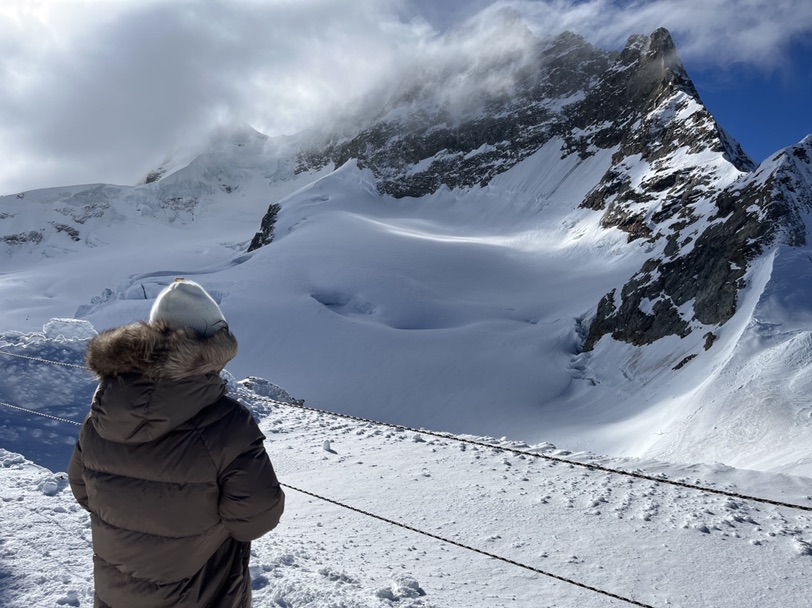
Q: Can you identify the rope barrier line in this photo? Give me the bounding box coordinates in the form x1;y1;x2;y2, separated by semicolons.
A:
2;348;811;513
0;400;83;427
240;392;812;514
0;349;91;371
282;482;655;608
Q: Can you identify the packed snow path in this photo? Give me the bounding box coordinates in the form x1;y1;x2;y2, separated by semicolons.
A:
2;393;811;607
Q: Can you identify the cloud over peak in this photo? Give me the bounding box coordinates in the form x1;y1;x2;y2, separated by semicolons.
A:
1;0;810;194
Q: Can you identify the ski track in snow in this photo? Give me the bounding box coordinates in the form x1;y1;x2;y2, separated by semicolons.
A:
2;395;811;608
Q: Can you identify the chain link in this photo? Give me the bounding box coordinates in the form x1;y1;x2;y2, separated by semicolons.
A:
0;349;91;371
0;400;83;426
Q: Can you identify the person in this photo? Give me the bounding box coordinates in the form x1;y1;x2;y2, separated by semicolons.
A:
68;278;285;607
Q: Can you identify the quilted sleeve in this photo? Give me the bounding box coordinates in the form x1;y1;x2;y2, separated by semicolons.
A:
68;440;90;511
218;434;285;542
203;398;285;542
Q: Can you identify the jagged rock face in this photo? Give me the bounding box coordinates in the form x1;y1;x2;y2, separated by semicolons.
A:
584;192;761;349
289;26;795;350
248;203;281;251
296;29;617;198
576;29;753;238
295;27;753;206
767;140;812;246
575;29;759;349
584;137;812;350
241;26;812;354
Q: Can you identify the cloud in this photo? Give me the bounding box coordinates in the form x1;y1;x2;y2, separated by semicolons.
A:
488;0;812;69
0;0;430;193
0;0;810;194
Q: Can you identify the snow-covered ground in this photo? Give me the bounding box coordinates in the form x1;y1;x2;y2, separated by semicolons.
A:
1;324;811;607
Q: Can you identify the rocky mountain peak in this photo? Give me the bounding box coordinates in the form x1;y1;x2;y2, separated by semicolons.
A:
248;27;810;354
280;25;806;350
626;27;688;106
625;26;677;60
293;27;750;206
294;28;619;197
582;115;809;352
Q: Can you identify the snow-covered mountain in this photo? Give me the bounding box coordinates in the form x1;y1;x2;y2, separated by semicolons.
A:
2;19;812;607
2;23;812;480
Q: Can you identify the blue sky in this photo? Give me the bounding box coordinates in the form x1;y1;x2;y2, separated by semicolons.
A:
690;38;812;162
0;0;810;194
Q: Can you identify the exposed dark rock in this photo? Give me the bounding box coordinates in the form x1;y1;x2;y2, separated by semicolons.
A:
144;168;166;184
159;196;198;222
584;138;812;349
576;28;753;240
51;223;81;242
277;23;812;351
248;203;281;252
56;195;110;224
2;231;43;246
296;29;617;198
673;354;697;370
162;196;197;211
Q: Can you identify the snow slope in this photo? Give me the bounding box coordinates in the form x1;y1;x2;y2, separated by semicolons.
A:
1;325;811;607
2;130;812;476
2;18;811;606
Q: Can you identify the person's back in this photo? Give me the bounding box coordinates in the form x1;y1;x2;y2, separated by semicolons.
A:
68;279;285;607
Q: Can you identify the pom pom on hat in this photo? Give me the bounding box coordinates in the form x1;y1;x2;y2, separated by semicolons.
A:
149;278;228;337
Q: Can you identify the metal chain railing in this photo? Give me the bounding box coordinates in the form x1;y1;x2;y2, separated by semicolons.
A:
0;399;84;426
0;349;91;370
234;389;812;514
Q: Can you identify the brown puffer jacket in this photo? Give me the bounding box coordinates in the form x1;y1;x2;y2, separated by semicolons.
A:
68;322;285;608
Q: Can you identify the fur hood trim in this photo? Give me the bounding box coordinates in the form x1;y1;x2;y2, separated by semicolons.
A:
86;321;238;380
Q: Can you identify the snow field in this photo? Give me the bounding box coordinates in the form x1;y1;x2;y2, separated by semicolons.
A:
2;129;812;608
3;386;811;607
4;130;811;476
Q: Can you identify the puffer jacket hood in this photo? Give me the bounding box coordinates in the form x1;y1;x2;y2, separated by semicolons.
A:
86;320;238;381
84;322;238;444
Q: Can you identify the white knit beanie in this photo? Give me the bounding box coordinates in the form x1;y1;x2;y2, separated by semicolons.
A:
149;278;228;337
